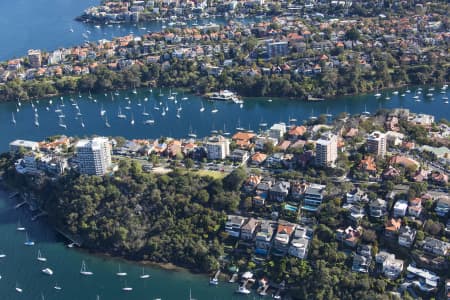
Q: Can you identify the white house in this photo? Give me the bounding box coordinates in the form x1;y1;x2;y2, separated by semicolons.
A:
393;200;408;217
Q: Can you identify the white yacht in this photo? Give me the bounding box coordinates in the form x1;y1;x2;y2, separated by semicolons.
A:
122;281;133;291
42;268;53;276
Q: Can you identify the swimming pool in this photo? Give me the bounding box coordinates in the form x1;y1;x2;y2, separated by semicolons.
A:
284;204;298;212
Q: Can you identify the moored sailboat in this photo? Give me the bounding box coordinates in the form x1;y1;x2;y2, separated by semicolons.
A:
80;260;93;276
24;232;35;246
37;249;47;262
140;267;150;279
116;264;127;276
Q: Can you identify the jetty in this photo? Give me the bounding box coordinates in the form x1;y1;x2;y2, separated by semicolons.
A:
32;211;48;221
229;273;238;283
55;228;82;247
209;269;220;285
307;95;325;101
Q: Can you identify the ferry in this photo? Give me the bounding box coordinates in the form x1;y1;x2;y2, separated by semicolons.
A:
208;90;240;102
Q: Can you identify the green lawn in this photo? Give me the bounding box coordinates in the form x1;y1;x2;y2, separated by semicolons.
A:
192;169;227;180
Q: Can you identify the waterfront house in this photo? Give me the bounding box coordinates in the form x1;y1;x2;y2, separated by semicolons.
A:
9;140;39;153
255;220;276;255
422;237;449;256
288;227;309;259
302;183;326;212
270;181;290;202
240;218;260;241
7;59;21;71
225;215;247;238
269;123;287;140
375;251;404;279
393;200;408;217
288;126;307;141
398;226;416;248
369;198;387;218
232;132;256;149
273;222;296;256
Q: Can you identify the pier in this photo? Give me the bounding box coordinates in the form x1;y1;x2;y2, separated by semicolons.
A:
229;273;238;283
55;228;82;247
31;211;48;221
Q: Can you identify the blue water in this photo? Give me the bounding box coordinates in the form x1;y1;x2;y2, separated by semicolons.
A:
0;0;257;61
0;191;252;299
0;87;449;152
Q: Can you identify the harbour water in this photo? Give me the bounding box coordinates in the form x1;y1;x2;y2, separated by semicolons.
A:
0;0;258;61
0;86;449;152
0;190;245;300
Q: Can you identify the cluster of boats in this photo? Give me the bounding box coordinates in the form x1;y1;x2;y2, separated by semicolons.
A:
10;87;233;130
374;85;449;103
1;219;151;296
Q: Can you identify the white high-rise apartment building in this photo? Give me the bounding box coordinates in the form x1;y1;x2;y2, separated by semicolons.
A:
315;132;338;167
205;135;230;160
76;137;112;175
367;131;387;157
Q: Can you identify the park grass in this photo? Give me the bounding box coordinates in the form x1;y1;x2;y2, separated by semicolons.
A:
191;169;227;180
